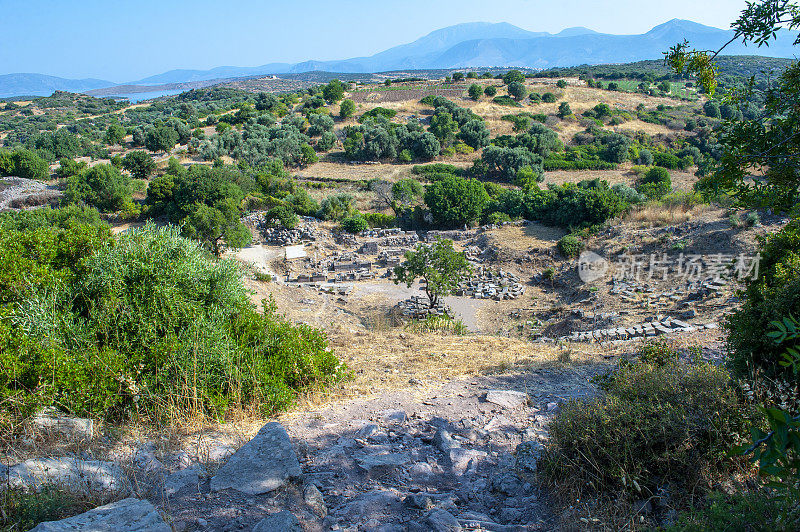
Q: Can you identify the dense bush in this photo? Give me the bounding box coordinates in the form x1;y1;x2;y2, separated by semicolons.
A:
122;150;156;180
540;343;751;503
424;174;489;228
263;205;298;229
636;166;672;199
363;212;396;228
481;145;543;182
0;149;49;180
557;235;584;258
340;213;368;233
358;107;397;122
666;492;796;531
63;163;136;214
727;218;800;384
492;95;521;107
487;181;628;229
0;207;111;305
0;224;343;421
317;193;355;221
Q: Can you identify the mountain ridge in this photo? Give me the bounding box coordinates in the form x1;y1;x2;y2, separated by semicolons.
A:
2;19;797;98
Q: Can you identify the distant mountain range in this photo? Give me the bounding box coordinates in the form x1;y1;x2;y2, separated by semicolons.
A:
2;19;798;98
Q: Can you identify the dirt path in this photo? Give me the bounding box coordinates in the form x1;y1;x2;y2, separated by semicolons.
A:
352;282;491;333
158;362;606;531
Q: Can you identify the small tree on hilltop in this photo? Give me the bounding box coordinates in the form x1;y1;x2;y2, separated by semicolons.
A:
468;83;483;101
394;238;472;308
507;82;527;101
502;70;525;85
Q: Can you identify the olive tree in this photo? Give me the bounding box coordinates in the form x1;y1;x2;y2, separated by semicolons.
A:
394;238;472;308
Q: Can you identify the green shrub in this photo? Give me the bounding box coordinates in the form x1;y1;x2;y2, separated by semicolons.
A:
492;95;521;107
636;166;672;199
1;485;105;531
63;163;134;213
398;149;413;163
0;149;49;181
727;218;800;384
358;107;397;122
484;211;512;225
557;235;584;258
363;212;396;228
653;151;687;170
745;211;761;227
1;224;343;422
540;345;751;503
340;213;368;233
424;174;489;228
264;205;299;229
317;193;355;220
483;85;497;97
666;491;797;532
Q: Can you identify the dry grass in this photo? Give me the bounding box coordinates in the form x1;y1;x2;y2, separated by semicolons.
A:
543;166;699;191
486;223;566;251
298;329;608;409
625;203;712;226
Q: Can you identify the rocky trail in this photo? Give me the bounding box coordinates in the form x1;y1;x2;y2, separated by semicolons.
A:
12;363;607;531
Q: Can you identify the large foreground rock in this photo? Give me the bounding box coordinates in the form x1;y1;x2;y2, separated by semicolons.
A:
30;498;170;531
32;407;94;440
210;422;301;494
485;390;528;409
252;510;303;532
2;457;129;495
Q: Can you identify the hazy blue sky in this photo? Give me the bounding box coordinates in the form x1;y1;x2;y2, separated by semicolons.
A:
0;0;748;82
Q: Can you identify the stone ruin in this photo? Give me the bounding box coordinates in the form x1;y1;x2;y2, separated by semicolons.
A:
396;296;452;320
243;213;321;246
610;277;734;313
561;316;719;344
455;267;526;301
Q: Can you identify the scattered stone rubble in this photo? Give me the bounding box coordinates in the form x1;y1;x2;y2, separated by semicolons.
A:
0;177;61;211
611;277;731;308
5;367;621;531
562;316;719;343
243;213;321;245
455;267;526;301
396;295;453;319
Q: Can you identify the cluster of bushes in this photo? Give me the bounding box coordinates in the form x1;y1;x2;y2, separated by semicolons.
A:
424;96;490;151
540;341;753;513
62;162;138;216
198;114;321;168
0;217;343;424
489;180;629;229
538;213;800;527
500;112;547;131
0;148;49;180
343;116;440;162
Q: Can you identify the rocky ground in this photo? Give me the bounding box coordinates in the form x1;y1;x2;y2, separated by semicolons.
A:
5;362;606;531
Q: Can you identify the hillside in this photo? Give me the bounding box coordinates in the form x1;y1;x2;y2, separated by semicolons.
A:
0;52;797;530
